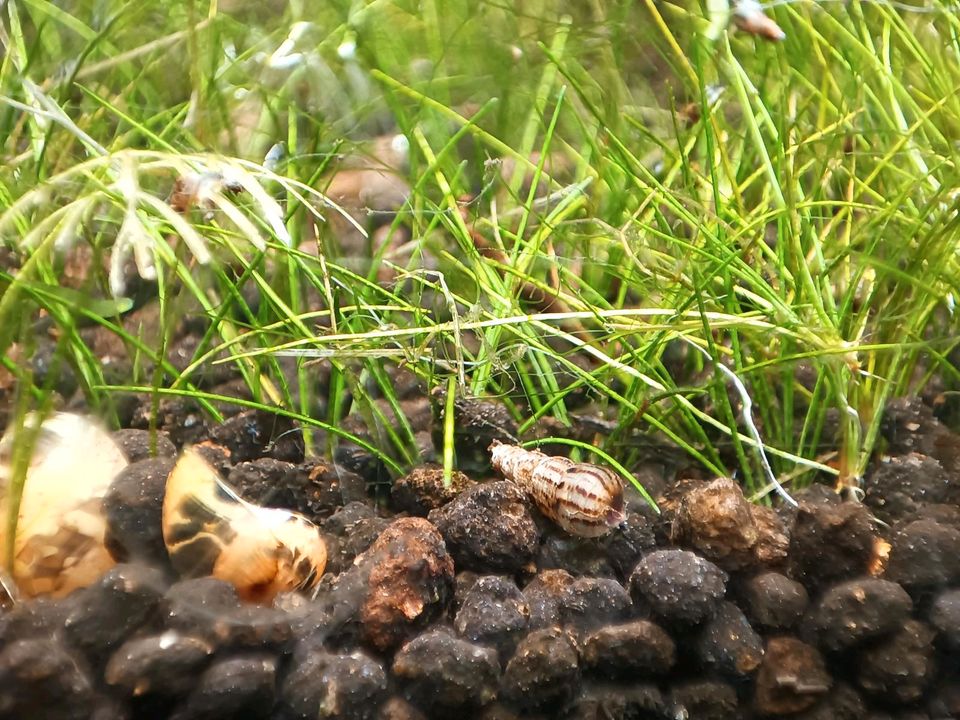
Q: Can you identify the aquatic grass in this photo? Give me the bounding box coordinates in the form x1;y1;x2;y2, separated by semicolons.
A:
1;0;959;516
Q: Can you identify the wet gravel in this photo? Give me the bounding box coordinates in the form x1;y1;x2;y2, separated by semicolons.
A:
3;393;960;720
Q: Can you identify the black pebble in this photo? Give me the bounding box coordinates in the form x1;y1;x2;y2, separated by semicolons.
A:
103;456;177;568
739;571;809;631
0;638;94;720
695;601;764;678
580;619;676;678
392;629;500;713
929;588;960;649
170;653;277;720
628;549;728;627
104;631;214;698
278;648;387;720
805;578;912;652
429;481;540;575
64;564;167;664
857;620;937;704
884;519;960;593
455;575;530;663
560;576;632;632
110;429;177;462
500;627;580;713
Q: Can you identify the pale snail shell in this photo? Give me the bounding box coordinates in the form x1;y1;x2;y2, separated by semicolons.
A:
0;413;127;598
489;441;626;538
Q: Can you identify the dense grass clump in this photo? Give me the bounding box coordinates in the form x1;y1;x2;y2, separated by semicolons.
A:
2;0;960;499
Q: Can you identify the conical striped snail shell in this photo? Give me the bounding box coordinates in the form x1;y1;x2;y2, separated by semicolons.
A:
489;442;626;538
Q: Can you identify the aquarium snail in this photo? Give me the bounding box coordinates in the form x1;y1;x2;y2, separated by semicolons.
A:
1;412;326;603
489;441;626;538
0;413;127;598
162;448;327;602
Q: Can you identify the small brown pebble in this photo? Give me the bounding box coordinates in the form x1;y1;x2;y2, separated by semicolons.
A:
455;576;530;662
754;636;831;715
376;697;428;720
500;627;580;712
628;549;728;626
740;572;809;631
603;508;658;579
788;500;877;590
428;481;540;575
673;477;759;570
390;464;473;516
806;578;912;652
750;504;790;567
356;517;455;653
857;620;936;704
105;631;214;697
392;629;500;712
581;620;676;678
696;601;764;677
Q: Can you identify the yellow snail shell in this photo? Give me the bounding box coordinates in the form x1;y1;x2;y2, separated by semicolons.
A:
489;442;625;538
162;448;327;603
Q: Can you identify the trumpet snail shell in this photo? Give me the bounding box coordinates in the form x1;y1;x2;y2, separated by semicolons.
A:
162;448;327;603
489;442;626;538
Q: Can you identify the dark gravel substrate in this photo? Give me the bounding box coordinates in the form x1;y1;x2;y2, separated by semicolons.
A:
2;394;960;720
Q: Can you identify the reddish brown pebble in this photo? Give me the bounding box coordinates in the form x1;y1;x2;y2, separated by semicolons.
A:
674;478;759;570
754;637;831;715
356;517;454;653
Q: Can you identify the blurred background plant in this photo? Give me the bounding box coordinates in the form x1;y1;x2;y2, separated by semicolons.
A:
2;0;960;498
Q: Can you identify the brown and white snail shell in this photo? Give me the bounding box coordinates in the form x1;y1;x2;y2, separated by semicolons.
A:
162;448;327;602
0;413;127;598
489;441;626;538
